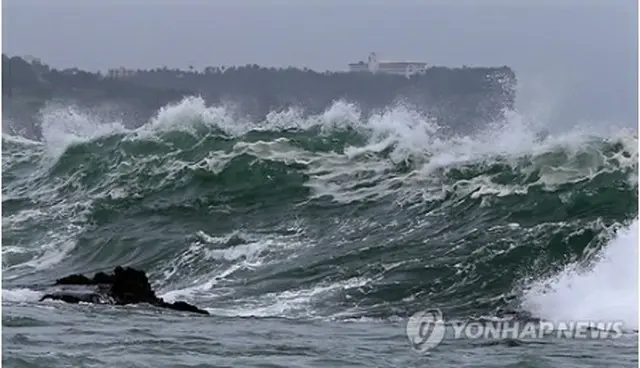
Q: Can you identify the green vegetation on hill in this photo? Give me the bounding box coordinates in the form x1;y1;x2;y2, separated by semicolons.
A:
3;54;516;138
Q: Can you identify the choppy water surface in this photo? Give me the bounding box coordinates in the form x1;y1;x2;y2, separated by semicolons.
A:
3;98;638;367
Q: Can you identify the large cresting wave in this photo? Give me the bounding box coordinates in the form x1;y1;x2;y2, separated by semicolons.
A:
2;96;637;331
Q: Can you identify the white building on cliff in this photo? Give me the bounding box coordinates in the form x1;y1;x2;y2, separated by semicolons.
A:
348;52;427;78
106;66;137;79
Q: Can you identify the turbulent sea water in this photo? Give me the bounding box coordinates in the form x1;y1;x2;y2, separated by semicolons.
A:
2;97;638;367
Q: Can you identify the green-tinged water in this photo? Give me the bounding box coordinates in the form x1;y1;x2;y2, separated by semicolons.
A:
2;98;638;367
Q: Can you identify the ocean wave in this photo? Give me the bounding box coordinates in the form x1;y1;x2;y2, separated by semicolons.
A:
3;97;637;325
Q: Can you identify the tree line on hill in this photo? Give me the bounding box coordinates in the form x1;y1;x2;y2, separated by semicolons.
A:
3;54;516;137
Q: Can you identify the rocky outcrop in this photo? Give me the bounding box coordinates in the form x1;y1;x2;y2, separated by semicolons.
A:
40;266;209;315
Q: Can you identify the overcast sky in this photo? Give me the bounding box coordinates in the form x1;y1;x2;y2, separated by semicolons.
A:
3;0;637;127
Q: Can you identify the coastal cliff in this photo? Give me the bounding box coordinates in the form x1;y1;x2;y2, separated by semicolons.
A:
3;54;516;139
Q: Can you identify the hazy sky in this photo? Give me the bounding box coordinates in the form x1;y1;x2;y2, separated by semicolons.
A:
3;0;637;127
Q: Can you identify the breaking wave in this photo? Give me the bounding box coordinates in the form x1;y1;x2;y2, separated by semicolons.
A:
3;96;637;331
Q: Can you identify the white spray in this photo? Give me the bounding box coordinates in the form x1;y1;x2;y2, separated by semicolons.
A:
520;220;638;331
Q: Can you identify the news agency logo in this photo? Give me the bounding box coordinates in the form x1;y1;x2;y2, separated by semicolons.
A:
406;308;625;354
405;308;446;354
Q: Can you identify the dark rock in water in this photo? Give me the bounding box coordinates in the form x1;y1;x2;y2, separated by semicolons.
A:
40;266;209;315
